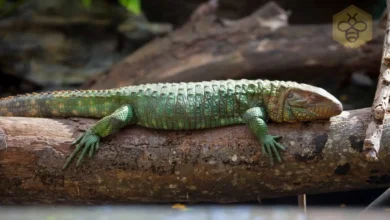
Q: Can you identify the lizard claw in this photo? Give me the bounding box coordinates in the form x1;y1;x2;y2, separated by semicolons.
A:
261;135;286;166
63;130;100;169
272;135;283;141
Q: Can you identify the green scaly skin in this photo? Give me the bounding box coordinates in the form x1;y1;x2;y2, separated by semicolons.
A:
0;79;343;168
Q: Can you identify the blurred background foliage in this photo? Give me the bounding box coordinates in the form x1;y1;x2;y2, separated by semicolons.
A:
0;0;142;15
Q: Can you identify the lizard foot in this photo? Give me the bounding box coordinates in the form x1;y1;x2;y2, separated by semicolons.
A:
63;130;100;169
260;135;286;166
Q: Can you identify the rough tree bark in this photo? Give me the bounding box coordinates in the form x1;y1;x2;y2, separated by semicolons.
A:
363;0;390;161
86;2;382;90
0;108;390;204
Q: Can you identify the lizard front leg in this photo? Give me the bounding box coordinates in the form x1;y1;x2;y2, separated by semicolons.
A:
242;107;286;166
63;104;135;169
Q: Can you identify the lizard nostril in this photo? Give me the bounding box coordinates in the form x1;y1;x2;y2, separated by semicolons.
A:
334;103;343;115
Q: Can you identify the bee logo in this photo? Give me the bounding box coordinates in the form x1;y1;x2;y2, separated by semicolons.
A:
337;13;367;43
333;5;372;48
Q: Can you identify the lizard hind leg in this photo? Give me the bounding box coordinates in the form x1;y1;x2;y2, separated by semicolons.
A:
242;107;286;166
63;105;135;169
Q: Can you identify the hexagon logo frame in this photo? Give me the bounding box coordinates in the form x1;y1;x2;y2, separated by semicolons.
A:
333;5;372;48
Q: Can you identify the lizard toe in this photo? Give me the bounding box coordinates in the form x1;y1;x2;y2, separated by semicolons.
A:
63;130;100;169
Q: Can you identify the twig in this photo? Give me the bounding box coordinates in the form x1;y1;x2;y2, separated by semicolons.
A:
363;0;390;161
298;194;307;214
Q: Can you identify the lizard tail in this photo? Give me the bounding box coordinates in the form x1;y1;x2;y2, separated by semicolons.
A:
0;90;126;118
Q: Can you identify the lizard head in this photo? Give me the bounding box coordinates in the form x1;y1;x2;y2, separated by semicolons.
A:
266;82;343;123
281;83;343;122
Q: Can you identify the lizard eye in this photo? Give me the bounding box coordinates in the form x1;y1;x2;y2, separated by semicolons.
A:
287;92;294;99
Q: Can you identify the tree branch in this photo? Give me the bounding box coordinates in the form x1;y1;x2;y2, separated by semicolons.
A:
363;0;390;160
1;108;390;204
86;2;382;90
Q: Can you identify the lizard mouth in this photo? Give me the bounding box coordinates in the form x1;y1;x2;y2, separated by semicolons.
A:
288;100;343;122
307;102;343;118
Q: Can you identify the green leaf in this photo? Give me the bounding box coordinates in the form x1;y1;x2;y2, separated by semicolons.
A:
119;0;141;15
0;0;5;9
81;0;92;8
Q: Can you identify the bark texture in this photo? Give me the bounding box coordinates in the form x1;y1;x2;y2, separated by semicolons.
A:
1;108;390;204
363;0;390;161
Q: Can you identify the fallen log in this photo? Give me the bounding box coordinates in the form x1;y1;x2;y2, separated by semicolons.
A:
0;108;389;204
87;2;382;90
